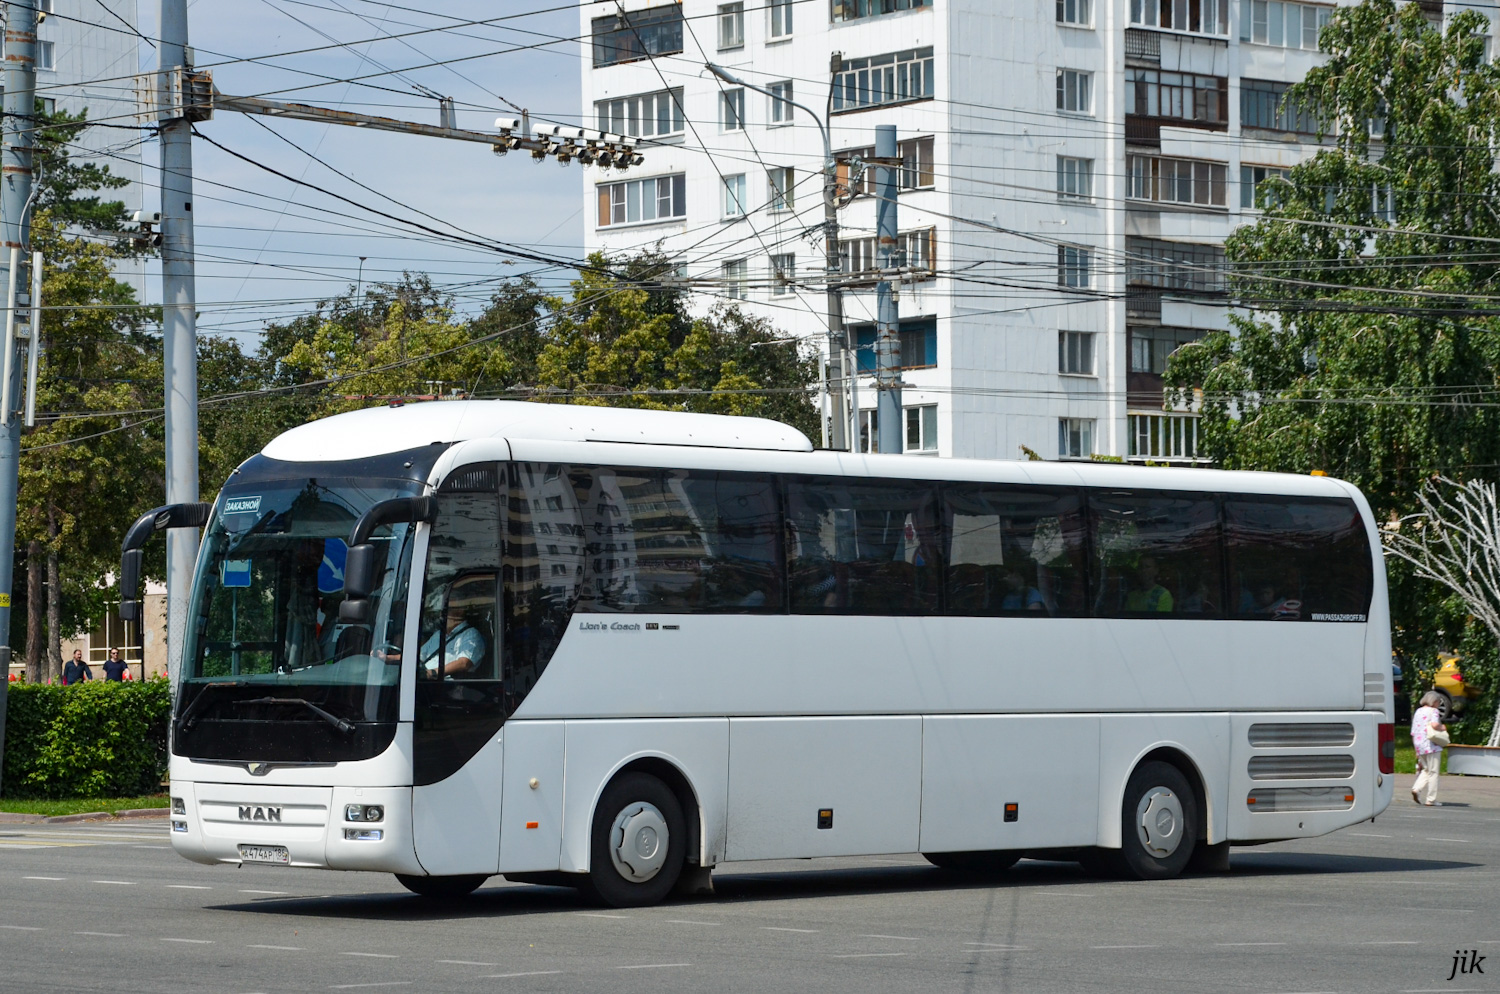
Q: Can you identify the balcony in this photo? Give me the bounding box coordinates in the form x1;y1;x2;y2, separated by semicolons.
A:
1125;29;1161;65
1127;410;1210;465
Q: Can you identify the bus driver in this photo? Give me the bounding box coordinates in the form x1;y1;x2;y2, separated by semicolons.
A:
378;577;490;679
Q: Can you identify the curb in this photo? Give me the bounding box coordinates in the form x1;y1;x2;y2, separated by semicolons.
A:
113;809;170;820
0;812;44;824
44;811;110;824
0;810;170;824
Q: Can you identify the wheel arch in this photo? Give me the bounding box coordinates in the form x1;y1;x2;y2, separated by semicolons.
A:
1099;742;1215;849
582;754;705;872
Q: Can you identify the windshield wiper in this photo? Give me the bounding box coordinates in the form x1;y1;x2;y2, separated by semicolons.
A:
232;696;355;735
177;681;244;733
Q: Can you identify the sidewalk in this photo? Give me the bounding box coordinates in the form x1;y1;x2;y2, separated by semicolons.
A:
1392;770;1500;810
0;808;168;825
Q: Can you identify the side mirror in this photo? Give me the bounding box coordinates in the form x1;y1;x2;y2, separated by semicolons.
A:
337;496;436;624
118;501;213;623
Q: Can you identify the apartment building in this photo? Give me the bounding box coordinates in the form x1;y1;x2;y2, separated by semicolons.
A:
580;0;1473;462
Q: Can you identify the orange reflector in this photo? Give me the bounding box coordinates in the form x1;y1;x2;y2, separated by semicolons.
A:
1246;797;1256;804
1004;803;1018;812
525;821;539;829
1344;795;1354;802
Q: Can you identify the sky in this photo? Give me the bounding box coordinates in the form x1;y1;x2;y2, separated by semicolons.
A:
133;1;590;349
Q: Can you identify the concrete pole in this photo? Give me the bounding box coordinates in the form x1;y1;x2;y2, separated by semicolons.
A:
824;159;848;451
873;124;902;455
0;0;40;779
160;0;199;686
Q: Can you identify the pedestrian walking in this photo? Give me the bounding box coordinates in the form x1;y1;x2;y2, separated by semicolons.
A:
102;647;128;682
62;649;93;686
1411;690;1448;806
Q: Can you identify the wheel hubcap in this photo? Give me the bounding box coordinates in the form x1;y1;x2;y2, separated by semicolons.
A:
609;801;669;882
1136;787;1184;859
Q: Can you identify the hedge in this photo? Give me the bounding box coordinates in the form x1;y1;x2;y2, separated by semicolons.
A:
1;680;172;799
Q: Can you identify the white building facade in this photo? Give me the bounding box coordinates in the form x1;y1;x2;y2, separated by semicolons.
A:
580;0;1472;462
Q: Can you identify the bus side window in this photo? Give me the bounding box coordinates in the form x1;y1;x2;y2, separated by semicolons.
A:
1224;496;1372;621
785;476;941;616
1088;491;1221;618
944;485;1087;617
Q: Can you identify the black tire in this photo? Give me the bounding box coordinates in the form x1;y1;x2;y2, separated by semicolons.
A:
394;873;488;899
923;851;1022;875
586;772;686;908
1113;761;1198;881
1433;689;1454;723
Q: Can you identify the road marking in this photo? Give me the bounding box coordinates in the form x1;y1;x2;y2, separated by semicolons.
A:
435;961;498;967
966;942;1025;949
330;984;411;990
579;913;628;919
133;845;171;850
1362;940;1421;945
22;876;63;881
860;934;921;941
247;945;303;951
342;952;397;958
616;963;689;970
161;938;214;944
1349;832;1392;838
666;920;720;926
763;926;819;933
1425;837;1470;843
92;880;135;886
167;885;211;890
0;925;41;931
76;931;126;937
1215;942;1285;947
1091;944;1160;950
239;889;288;895
480;973;562;980
831;953;907;959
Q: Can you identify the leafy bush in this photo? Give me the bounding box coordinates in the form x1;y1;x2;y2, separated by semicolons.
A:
2;679;171;799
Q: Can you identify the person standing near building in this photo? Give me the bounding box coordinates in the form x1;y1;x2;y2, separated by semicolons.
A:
1411;690;1447;806
62;649;93;685
102;648;128;682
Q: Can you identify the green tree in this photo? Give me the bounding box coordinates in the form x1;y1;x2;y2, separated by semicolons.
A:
1165;0;1500;735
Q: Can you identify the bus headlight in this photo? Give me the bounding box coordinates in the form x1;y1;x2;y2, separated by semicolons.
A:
344;804;384;823
171;797;186;815
344;828;383;841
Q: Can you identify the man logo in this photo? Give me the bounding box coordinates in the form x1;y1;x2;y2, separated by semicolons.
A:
237;806;283;822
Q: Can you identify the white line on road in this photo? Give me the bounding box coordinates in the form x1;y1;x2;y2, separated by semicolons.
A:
167;885;211;890
247;945;303;951
616;963;689;970
22;876;63;881
92;880;135;886
1091;945;1160;950
479;972;562;980
161;938;214;944
965;942;1025;949
75;932;126;937
1215;942;1286;947
1349;832;1392;838
579;913;628;919
859;934;921;941
239;890;287;896
666;920;720;926
831;953;907;959
341;952;397;958
1362;940;1421;945
133;846;170;850
435;961;498;967
763;927;819;933
330;984;411;990
1425;838;1471;843
0;926;41;931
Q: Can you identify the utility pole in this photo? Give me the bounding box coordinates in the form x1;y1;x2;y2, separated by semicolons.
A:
158;0;199;687
873;124;902;454
0;0;41;782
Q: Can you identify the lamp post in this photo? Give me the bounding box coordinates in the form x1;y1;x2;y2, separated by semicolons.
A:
706;62;848;450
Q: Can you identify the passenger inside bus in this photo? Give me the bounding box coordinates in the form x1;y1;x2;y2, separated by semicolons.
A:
1124;556;1174;613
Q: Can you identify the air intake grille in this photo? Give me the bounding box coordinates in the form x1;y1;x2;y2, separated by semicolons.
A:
1363;673;1385;710
1248;722;1356;748
439;462;499;493
1247;786;1355;812
1248;755;1357;780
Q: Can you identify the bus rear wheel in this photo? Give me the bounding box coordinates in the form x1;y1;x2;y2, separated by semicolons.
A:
586;772;686;908
394;873;488;899
1112;760;1197;880
923;851;1022;875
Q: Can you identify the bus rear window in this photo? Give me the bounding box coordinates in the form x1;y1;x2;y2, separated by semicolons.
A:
1224;496;1372;622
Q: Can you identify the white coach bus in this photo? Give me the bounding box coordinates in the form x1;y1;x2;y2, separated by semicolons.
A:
130;401;1395;906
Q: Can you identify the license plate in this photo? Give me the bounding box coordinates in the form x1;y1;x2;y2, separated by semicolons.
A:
238;844;289;865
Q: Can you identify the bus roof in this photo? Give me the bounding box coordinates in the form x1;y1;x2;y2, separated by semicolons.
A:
259;400;815;462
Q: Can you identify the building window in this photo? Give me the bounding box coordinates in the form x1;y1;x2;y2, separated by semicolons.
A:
718;2;745;50
906;406;938;453
840;227;937;282
1057;156;1094;201
1057;0;1092;26
1372;183;1396;224
1127;154;1227;207
833;0;933;22
1130;0;1229;36
858;409;878;453
723;173;748;218
853;319;938;372
1241;79;1320;134
723;259;748;299
770;253;796;295
833;48;935;112
1126;238;1226;293
1059;331;1095;375
769;80;795;125
837;136;935;195
770;0;794;37
592;6;684;68
1056;70;1093;114
1241;1;1331;49
1131;326;1205;373
1058;245;1092;289
721;88;745;131
597;174;687;227
1059;418;1095;459
36;39;55;71
1127;69;1227;125
1241;165;1291;209
768;166;795;211
596;87;685;140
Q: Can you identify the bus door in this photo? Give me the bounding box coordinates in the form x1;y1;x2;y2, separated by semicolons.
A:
410;488;508;876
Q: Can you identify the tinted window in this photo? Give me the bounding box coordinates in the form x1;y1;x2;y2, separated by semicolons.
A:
945;486;1088;617
1225;496;1372;621
786;476;941;615
505;463;584;706
569;467;781;613
1090;490;1222;618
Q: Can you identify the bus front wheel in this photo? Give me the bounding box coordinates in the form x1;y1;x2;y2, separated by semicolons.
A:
587;772;686;908
1113;761;1197;880
394;873;488;899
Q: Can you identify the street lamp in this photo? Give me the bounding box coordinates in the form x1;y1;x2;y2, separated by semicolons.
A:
706;61;850;451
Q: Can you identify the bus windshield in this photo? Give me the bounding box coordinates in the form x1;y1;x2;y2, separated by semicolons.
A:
175;478;419;764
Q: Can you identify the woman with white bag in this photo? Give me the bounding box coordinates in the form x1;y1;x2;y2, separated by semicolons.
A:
1411;690;1450;806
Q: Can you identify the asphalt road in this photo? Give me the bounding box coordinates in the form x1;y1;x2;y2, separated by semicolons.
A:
3;774;1499;994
